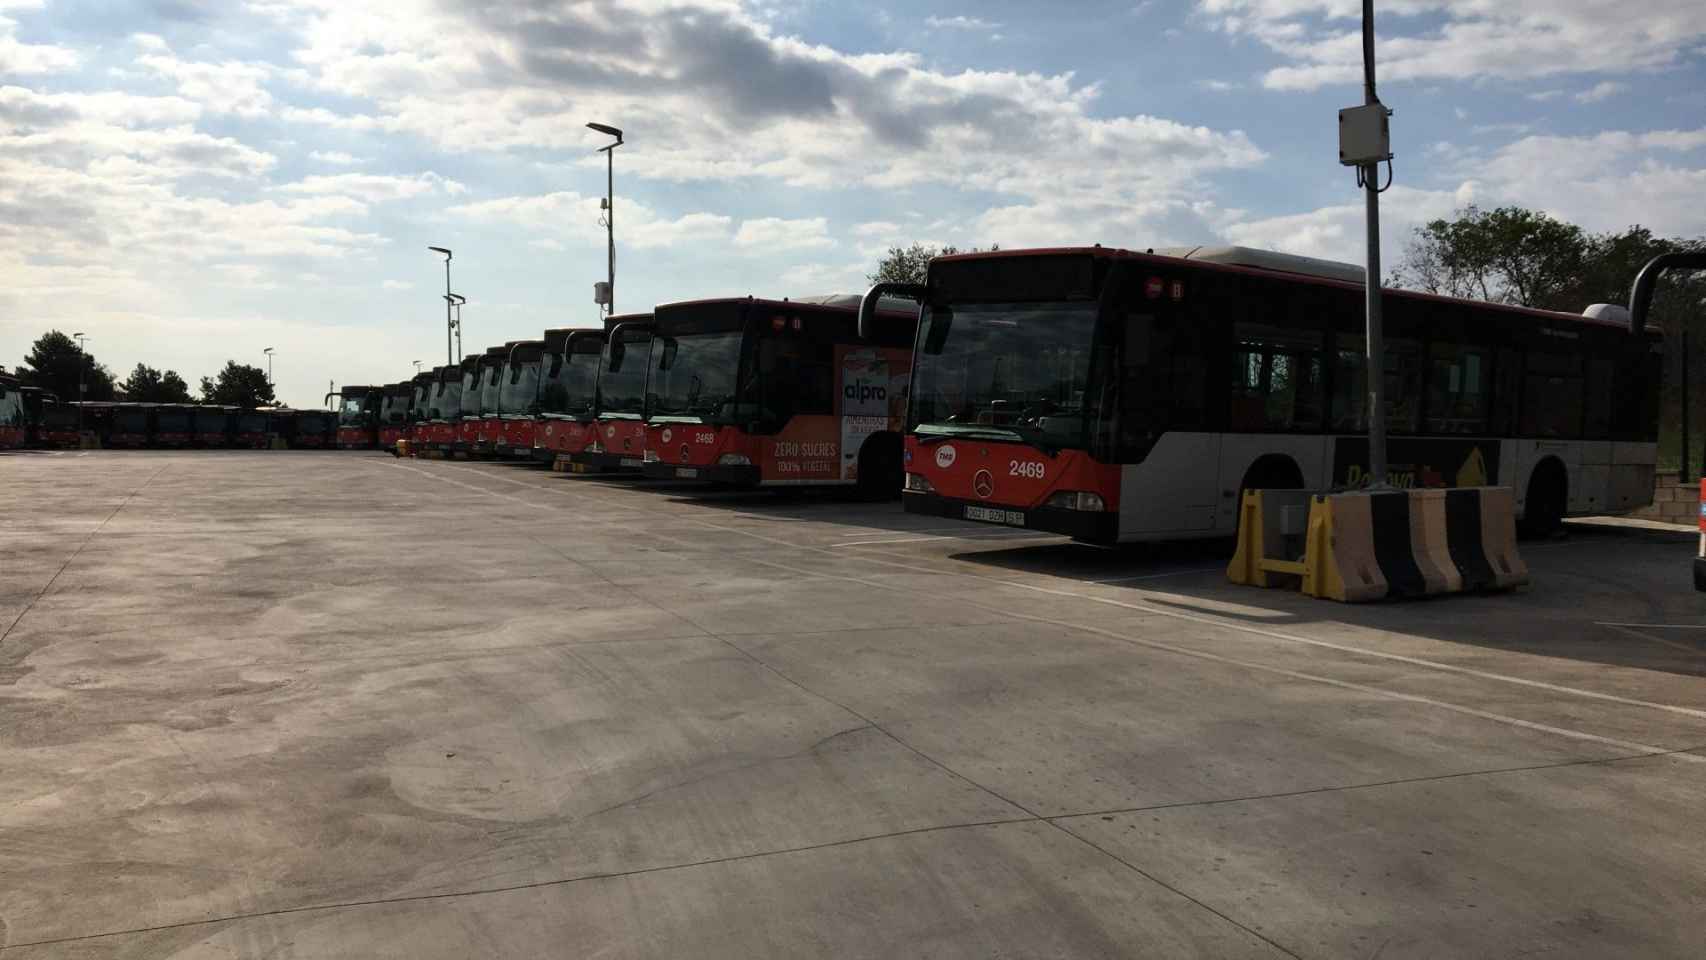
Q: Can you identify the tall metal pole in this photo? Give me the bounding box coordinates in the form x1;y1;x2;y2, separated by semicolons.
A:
74;332;87;435
1360;0;1387;488
429;247;454;366
605;146;614;316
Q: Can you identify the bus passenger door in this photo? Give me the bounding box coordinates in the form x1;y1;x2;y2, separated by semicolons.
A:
1108;294;1220;537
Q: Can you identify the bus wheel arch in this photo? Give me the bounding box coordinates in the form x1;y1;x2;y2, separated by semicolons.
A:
1520;456;1568;538
1238;454;1306;495
855;431;904;500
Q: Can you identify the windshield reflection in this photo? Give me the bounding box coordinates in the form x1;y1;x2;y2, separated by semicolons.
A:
648;331;744;422
539;348;599;419
499;360;541;416
909;302;1098;450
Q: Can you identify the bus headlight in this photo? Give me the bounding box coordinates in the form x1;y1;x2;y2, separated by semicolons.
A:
1045;491;1105;512
717;453;752;466
587;441;604;454
904;473;935;493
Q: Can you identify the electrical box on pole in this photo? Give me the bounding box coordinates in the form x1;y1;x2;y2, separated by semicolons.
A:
1338;103;1392;166
593;281;611;307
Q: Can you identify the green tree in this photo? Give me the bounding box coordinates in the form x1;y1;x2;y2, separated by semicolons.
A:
120;363;193;403
200;361;275;408
1393;205;1591;309
18;330;116;401
867;243;997;285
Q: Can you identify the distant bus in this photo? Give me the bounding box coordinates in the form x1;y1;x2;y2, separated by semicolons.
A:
154;404;195;448
866;245;1661;544
460;345;512;458
193;406;235;448
331;385;382;449
420;363;466;455
0;374;24;449
38;401;81;449
404;371;435;454
639;296;918;494
377;382;413;452
233;409;271;449
107;404;152;448
568;315;654;473
493;339;544;459
532;325;608;466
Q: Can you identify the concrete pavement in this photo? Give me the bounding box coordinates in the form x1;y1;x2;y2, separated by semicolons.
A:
3;450;1704;958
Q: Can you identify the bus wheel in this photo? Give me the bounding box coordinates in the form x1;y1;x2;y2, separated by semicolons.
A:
855;434;903;501
1519;458;1567;538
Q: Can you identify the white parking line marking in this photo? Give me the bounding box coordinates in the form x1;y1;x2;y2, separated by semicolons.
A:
1599;623;1703;654
830;531;1049;547
1596;621;1706;629
1087;568;1225;584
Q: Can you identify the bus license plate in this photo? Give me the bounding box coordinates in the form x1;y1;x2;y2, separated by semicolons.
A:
676;467;699;478
619;457;642;468
964;506;1025;526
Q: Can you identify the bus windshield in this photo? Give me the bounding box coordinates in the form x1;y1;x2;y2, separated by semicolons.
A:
539;342;601;419
909;301;1099;451
115;409;148;431
339;397;367;425
433;378;463;420
196;410;231;431
411;383;432;419
499;359;541;416
0;386;20;426
598;333;650;417
480;363;503;414
44;406;78;428
156;409;190;431
649;331;746;422
238;413;267;433
460;370;482;418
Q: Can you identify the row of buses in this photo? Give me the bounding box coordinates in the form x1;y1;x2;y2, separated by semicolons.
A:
0;389;339;450
332;245;1664;541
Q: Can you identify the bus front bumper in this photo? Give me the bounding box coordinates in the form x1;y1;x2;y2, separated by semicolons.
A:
642;460;760;486
567;451;646;473
902;491;1119;544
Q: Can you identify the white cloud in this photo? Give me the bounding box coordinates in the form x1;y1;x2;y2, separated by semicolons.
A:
308;150;365;165
382;279;414;291
448;191;735;250
778;260;869;293
277;172;467;202
0;13;77;74
1575;81;1625;104
925;15;1002;31
1202;0;1706;91
733;216;833;252
1528;89;1564;102
135;44;275;117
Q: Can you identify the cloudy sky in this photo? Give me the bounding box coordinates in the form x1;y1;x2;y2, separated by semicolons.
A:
3;0;1703;407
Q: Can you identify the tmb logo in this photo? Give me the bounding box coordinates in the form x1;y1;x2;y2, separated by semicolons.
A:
934;444;957;469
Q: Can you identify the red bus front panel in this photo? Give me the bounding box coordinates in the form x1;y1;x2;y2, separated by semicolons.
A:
570;418;648;471
901;435;1121;542
336;426;371;449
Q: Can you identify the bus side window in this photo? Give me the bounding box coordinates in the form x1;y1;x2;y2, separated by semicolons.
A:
1334;336;1421;433
1520;352;1584;438
1231;323;1322;433
1583;354;1614;440
1426;342;1490;434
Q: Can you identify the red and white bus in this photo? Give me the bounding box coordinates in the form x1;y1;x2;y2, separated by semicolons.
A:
418;364;465;455
330;386;382;449
568;316;654;473
0;374;24;449
193;406;234;448
863;245;1661;544
459;345;510;458
533;325;608;467
639;296;918;494
377;382;412;452
404;372;435;455
37;400;81;448
493;340;544;459
233;409;271;449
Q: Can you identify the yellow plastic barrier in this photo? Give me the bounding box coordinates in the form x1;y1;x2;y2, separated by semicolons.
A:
1227;489;1315;589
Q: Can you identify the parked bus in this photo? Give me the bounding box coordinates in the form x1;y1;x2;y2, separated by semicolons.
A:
568;316;654;473
534;325;609;467
417;364;464;455
277;409;334;449
639;296;918;494
473;342;522;457
233;409;271;449
194;406;235;447
863;245;1662;544
493;339;544;459
0;373;24;449
107;403;152;448
456;347;507;457
153;403;195;448
37;400;81;448
378;382;413;452
18;386;54;447
404;371;435;455
330;385;382;449
449;355;483;457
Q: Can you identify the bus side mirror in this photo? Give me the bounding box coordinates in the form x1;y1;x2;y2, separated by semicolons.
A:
608;341;626;372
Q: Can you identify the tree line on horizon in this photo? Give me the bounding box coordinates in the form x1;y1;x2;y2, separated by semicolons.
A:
4;331;278;408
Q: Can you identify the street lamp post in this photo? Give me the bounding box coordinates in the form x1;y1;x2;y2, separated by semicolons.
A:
448;294;466;358
73;332;88;435
263;347;275;390
413;360;423;375
586;122;623;316
428;247;454;366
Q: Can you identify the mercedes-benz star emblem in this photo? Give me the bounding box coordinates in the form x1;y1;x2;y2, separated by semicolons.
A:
680;444;690;461
972;469;994;499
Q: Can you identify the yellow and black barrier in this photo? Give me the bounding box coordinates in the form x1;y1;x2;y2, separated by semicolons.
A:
1230;487;1528;602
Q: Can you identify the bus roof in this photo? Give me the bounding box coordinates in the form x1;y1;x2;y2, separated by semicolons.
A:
656;295;916;317
934;245;1646;332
